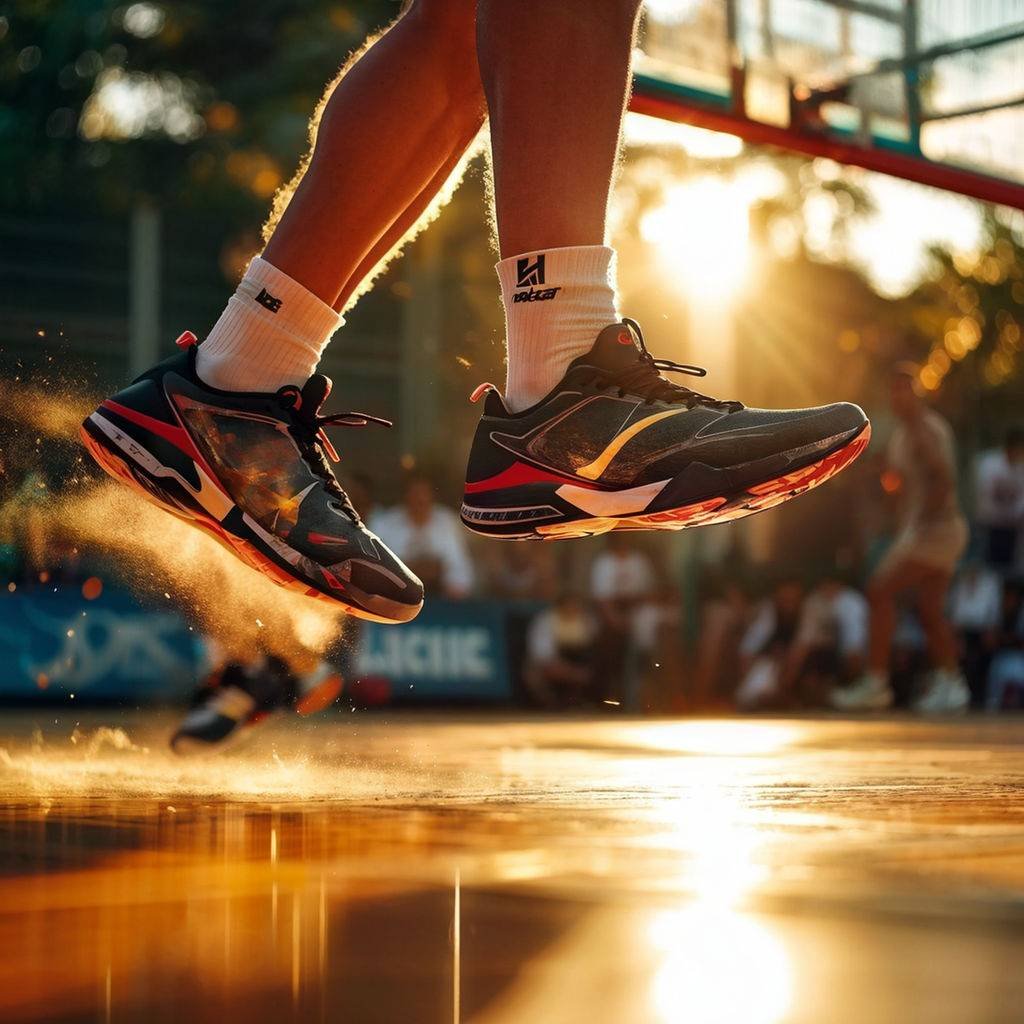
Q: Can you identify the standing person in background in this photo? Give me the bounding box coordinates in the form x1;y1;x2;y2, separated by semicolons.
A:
734;577;805;710
985;580;1024;711
692;569;751;709
590;533;656;704
524;591;598;708
975;429;1024;572
949;561;1003;706
831;365;969;713
782;575;868;705
370;472;474;599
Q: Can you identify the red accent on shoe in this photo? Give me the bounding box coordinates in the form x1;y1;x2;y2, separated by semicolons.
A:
175;331;199;349
100;399;228;496
470;383;496;404
320;567;346;591
318;430;340;463
464;460;601;494
307;532;348;546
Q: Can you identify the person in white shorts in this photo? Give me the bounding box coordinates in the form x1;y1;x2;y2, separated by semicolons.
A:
831;365;969;713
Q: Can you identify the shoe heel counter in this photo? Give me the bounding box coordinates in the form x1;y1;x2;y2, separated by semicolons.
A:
105;375;178;426
129;348;193;387
465;411;516;487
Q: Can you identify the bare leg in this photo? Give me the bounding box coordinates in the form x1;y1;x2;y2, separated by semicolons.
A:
262;0;486;308
336;136;483;312
916;568;959;672
867;568;905;674
476;0;643;257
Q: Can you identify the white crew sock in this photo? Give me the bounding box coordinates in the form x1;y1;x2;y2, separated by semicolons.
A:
195;256;344;392
497;245;619;412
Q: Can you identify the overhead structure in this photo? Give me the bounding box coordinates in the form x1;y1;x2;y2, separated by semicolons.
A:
633;0;1024;210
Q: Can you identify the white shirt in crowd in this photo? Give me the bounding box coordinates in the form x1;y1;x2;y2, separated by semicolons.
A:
739;601;781;659
369;504;475;597
527;605;597;665
590;549;656;602
795;585;869;657
975;448;1024;528
949;567;1002;632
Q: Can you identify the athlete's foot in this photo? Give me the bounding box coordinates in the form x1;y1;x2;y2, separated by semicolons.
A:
170;656;343;754
828;671;895;711
911;668;970;715
461;320;870;539
81;332;423;622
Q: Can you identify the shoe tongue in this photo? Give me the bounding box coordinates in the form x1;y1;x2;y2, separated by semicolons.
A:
569;322;645;374
300;373;332;414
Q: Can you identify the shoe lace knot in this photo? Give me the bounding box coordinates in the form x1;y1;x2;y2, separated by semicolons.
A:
277;382;391;518
599;318;743;411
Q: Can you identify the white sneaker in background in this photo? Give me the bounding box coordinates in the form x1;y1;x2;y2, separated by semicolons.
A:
912;669;970;715
828;671;895;711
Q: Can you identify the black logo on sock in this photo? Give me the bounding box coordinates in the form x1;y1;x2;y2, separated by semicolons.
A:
255;288;283;313
516;255;546;287
513;287;561;303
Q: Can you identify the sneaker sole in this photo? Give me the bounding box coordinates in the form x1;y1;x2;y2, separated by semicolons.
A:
80;417;420;625
295;672;344;716
463;422;870;540
171;674;342;756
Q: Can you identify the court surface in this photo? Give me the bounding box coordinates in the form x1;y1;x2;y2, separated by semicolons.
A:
0;711;1022;1023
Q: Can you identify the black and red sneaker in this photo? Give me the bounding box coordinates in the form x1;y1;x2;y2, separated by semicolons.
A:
81;332;423;622
170;655;344;755
461;319;870;539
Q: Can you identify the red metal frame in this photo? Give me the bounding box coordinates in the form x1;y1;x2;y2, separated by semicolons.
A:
630;88;1024;212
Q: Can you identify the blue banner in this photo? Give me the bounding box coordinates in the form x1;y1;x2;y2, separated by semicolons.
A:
0;586;205;700
354;599;511;701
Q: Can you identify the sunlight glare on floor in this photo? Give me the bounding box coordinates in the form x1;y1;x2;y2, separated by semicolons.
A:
648;904;793;1024
620;719;801;757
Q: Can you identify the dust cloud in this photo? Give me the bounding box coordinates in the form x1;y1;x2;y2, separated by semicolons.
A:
2;376;347;667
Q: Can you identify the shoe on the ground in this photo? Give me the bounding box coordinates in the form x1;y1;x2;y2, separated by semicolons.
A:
911;668;970;715
828;671;895;711
81;332;423;623
170;655;343;754
461;320;870;539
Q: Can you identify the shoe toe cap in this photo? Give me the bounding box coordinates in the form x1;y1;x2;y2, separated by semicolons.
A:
822;401;868;437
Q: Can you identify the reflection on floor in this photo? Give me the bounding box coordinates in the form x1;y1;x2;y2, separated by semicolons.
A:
0;712;1022;1023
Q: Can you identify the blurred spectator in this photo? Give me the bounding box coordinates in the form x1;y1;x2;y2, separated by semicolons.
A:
590;533;656;702
781;576;868;704
692;569;750;709
483;541;558;603
524;591;598;707
949;562;1003;705
734;578;805;709
985;580;1024;711
975;429;1024;572
626;579;683;711
370;472;474;598
831;365;968;713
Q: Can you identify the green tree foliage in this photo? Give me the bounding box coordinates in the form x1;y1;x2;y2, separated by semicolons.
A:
900;212;1024;420
0;0;399;219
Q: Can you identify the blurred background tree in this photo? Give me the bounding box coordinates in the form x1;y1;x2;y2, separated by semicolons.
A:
1;0;398;217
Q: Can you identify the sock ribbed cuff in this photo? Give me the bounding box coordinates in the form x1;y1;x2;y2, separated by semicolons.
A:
498;245;619;412
196;256;344;392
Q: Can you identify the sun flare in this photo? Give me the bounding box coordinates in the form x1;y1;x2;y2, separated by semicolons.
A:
640;177;751;302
